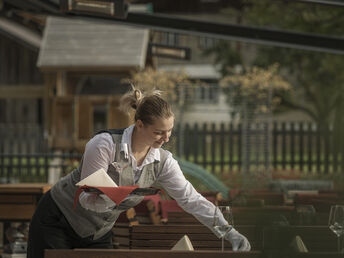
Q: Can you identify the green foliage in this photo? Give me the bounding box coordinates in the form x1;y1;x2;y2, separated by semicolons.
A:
202;40;242;76
241;0;344;35
205;0;344;156
220;64;291;117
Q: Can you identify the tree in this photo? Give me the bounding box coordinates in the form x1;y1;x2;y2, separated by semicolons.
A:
205;0;344;172
220;64;291;178
220;64;291;119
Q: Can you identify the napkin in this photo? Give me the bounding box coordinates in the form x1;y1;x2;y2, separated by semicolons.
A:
74;168;139;208
171;235;194;251
290;235;308;253
76;168;118;187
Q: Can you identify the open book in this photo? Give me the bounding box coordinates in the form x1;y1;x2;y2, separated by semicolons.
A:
74;168;161;207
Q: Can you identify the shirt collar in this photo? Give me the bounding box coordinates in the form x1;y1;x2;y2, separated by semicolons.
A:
121;124;160;163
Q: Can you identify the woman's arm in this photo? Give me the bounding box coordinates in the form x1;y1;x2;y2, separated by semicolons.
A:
156;154;228;229
78;133;116;212
156;154;250;251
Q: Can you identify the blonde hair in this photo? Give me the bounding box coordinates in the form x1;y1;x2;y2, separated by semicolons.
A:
120;86;174;125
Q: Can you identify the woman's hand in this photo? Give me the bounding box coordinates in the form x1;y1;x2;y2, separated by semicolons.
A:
79;192;116;213
225;227;251;251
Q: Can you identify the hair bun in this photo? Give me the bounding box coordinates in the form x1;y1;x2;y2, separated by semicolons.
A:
134;89;142;101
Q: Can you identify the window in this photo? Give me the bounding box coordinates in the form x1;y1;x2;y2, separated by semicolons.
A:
93;104;107;134
178;82;220;104
160;32;179;46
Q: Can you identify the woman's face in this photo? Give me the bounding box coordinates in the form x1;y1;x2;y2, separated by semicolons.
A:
136;116;174;149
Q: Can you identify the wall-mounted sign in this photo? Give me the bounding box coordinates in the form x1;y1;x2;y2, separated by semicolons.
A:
148;43;191;60
60;0;129;19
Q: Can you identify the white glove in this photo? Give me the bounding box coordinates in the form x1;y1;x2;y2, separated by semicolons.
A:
79;192;116;213
225;227;251;251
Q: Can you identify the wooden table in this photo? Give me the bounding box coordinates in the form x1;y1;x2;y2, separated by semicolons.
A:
45;249;262;258
44;249;344;258
0;183;51;246
0;183;51;220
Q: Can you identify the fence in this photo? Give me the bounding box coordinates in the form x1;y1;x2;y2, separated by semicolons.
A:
0;123;48;154
0;153;81;183
170;122;344;175
0;121;343;183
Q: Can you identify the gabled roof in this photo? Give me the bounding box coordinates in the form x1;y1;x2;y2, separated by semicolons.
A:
37;16;149;71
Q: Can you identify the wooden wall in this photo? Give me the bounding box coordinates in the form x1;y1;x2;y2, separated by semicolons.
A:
0;35;42;85
50;95;132;152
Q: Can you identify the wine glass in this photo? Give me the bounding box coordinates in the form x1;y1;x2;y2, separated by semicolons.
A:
213;206;234;252
328;205;344;253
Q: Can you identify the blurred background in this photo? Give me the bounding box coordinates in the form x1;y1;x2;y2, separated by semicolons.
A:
1;0;344;255
0;0;343;192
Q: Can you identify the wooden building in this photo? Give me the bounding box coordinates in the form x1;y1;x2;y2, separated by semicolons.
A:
0;16;47;153
0;16;43;125
37;16;150;152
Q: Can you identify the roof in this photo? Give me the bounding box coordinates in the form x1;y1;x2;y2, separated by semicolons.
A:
158;64;221;80
0;17;42;50
37;16;149;70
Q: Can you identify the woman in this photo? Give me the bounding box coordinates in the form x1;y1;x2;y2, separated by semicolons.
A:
27;88;251;257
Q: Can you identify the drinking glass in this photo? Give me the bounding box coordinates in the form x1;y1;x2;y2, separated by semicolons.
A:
328;205;344;253
213;206;234;252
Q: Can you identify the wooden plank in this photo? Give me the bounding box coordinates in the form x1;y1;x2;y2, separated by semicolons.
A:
130;239;232;249
0;184;50;221
0;85;44;98
113;236;130;246
113;225;130;236
131;225;211;234
128;224;335;252
165;206;295;225
0;194;34;203
44;249;344;258
0;204;36;219
45;249;262;258
130;234;261;250
0;183;51;193
132;233;217;241
77;97;92;140
130;225;260;250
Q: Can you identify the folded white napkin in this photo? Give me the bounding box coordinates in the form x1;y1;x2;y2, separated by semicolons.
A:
76;168;118;187
171;235;194;251
290;235;308;253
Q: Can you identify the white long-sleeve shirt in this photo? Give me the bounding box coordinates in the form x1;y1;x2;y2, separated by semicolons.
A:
79;125;228;229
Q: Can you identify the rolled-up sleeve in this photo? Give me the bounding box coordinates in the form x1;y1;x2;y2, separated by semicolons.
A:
156;154;228;231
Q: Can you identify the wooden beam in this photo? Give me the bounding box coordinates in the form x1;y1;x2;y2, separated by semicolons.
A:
56;71;66;96
0;85;44;98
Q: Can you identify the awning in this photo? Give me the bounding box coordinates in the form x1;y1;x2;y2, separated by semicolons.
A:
0;17;42;51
